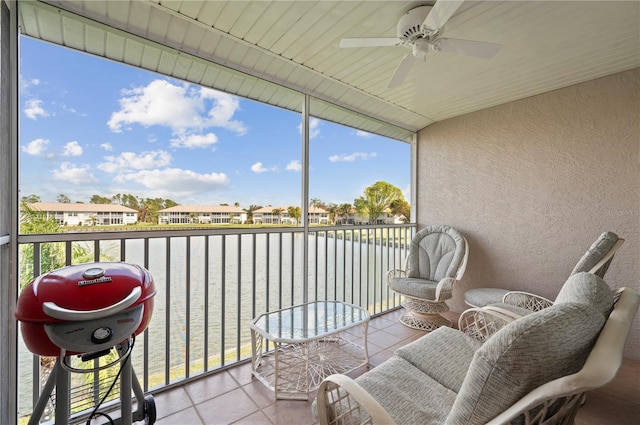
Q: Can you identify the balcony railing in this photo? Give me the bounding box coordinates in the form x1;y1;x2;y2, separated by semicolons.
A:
16;223;416;423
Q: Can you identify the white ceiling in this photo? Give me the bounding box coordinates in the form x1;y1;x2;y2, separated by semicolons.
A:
17;0;640;139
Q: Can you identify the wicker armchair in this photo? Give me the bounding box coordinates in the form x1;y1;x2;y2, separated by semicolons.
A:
315;274;640;425
387;225;468;331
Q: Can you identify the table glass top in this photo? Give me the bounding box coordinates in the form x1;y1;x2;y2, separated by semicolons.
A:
251;301;369;342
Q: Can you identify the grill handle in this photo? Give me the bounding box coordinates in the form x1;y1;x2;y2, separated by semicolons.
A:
42;287;142;321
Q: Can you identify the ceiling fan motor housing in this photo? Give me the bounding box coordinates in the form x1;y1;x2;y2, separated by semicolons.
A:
397;5;433;40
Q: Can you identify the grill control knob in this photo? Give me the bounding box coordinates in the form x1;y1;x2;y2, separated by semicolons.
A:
91;327;112;344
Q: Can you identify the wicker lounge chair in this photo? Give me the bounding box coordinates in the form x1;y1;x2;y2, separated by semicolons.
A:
314;272;639;425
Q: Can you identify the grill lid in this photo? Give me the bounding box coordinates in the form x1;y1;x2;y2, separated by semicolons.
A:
16;262;155;324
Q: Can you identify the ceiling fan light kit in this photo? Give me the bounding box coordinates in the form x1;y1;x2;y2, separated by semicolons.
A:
339;1;502;88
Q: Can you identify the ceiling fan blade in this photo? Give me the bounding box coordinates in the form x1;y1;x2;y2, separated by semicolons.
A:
387;54;417;88
435;38;502;58
339;37;400;48
423;0;465;30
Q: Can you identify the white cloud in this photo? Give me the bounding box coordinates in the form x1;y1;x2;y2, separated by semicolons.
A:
199;87;247;135
24;99;49;120
100;143;113;151
119;168;230;195
59;103;85;116
20;77;40;91
298;117;321;139
355;130;372;138
98;150;172;173
22;138;49;155
329;152;378;162
309;118;321;139
251;162;269;173
251;162;279;173
286;160;301;172
171;132;218;149
53;162;98;184
62;141;83;156
107;79;247;139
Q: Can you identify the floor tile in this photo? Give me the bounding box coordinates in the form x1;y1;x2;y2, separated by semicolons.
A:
152;386;194;420
184;371;240;405
227;362;254;387
241;379;278;409
366;328;405;349
195;387;259;424
154;406;203;425
260;398;317;425
231;410;273;425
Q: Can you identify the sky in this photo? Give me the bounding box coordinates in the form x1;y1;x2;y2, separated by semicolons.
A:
19;37;411;209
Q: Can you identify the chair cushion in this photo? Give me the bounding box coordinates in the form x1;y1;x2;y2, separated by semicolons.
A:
445;302;605;425
554;272;614;317
571;231;618;275
409;225;466;282
395;327;482;393
356;356;457;424
388;277;438;299
464;288;510;308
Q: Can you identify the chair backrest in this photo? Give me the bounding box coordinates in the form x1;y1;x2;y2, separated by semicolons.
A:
407;225;467;282
554;272;614;316
486;287;640;424
571;231;624;278
447;301;607;425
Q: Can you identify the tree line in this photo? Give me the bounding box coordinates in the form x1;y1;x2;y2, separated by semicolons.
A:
21;180;410;225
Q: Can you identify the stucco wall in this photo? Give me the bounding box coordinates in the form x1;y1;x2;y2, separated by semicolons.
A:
417;68;639;358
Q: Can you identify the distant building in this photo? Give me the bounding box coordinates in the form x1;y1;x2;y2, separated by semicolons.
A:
252;206;293;225
336;208;404;225
29;202;138;226
252;206;328;225
157;205;247;225
308;206;329;225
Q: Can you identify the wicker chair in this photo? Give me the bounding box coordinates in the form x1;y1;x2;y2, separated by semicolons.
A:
315;273;640;425
464;231;624;310
387;225;468;331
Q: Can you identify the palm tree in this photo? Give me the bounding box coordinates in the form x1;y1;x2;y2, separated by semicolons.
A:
310;198;324;209
325;203;338;225
245;204;262;224
337;203;353;224
271;208;284;224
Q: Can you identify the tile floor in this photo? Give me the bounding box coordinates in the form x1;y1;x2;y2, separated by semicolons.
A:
147;309;639;425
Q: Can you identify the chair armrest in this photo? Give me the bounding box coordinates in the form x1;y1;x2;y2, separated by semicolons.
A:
386;256;409;285
502;291;554;312
386;268;407;284
435;276;457;301
316;374;396;425
458;307;514;342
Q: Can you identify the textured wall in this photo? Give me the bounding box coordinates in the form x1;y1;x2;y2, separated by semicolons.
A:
417;68;639;358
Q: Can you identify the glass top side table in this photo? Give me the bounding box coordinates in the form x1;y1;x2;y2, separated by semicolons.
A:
250;301;370;400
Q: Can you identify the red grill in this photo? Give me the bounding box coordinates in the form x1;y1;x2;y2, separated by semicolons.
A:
16;262;155;357
15;262;157;424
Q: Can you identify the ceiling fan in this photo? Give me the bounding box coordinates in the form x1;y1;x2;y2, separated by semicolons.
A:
339;1;502;88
